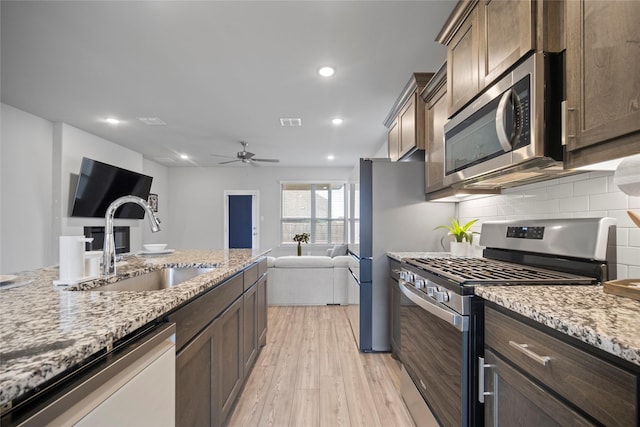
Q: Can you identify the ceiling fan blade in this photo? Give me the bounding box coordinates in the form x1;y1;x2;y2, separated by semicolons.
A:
210;153;236;159
252;158;280;163
219;159;241;164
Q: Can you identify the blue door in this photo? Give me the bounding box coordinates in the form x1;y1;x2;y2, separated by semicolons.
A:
228;195;253;248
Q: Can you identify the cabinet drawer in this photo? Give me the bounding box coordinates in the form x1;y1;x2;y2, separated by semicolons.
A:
168;272;243;351
257;257;268;277
485;307;638;427
243;263;259;290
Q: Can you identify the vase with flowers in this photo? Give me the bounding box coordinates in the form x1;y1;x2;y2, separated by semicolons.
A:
434;218;478;257
293;232;310;256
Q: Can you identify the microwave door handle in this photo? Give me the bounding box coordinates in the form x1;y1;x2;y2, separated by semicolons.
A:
496;89;515;152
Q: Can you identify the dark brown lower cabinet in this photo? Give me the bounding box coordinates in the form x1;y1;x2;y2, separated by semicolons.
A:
176;317;220;427
484;306;639;427
483;349;594;426
174;259;268;427
257;276;267;347
218;296;244;426
242;283;258;373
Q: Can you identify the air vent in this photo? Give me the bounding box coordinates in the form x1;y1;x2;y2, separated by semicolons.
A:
153;157;176;163
280;118;302;127
138;117;167;126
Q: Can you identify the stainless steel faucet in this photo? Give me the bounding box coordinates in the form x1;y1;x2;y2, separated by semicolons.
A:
103;195;161;276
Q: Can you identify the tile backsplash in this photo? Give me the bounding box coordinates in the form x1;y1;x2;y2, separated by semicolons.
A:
458;171;640;279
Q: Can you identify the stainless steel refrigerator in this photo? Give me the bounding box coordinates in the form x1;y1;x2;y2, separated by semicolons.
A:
347;158;454;352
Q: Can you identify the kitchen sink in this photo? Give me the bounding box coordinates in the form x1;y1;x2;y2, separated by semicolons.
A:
87;267;216;292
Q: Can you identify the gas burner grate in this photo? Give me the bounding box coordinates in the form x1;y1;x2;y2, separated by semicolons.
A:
406;257;596;285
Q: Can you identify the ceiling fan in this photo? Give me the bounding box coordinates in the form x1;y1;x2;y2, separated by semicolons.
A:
211;141;280;165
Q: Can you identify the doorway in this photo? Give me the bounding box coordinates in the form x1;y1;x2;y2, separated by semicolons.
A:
224;191;259;249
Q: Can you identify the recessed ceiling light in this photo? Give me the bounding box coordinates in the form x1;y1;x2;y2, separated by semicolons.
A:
318;66;335;77
331;118;343;125
104;117;121;125
327;154;335;160
180;154;189;160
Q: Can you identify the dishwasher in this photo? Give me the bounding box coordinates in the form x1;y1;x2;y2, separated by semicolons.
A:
2;322;176;427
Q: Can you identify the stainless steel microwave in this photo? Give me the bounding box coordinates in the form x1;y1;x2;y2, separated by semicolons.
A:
443;52;568;189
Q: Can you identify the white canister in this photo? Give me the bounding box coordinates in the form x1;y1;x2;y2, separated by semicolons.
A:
59;236;93;282
84;251;102;278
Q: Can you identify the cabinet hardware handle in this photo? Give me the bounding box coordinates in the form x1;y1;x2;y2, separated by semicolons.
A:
478;357;494;403
509;341;551;366
561;101;577;146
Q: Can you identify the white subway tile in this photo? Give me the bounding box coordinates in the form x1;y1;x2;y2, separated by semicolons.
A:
590;192;628;211
628;265;640;278
630;229;640;247
615;264;629;280
588;171;614;179
546;183;573;199
617;246;640;265
629;197;640;208
482;205;498;217
616;228;629;246
559;196;589;212
574;210;608;218
574;177;607;196
607;210;636;228
497;205;515;216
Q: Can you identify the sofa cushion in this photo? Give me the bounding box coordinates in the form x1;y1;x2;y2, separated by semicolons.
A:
329;244;348;257
273;255;334;268
332;255;352;268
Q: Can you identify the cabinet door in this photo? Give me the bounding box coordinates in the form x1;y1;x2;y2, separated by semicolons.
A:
398;94;417;158
426;84;448;194
389;277;401;357
242;283;258;373
483;350;594;427
217;296;244;426
477;0;534;89
447;7;479;117
565;0;640;167
388;117;400;161
257;276;267;348
176;318;219;427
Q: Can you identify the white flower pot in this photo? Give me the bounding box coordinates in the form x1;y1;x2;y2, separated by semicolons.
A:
450;241;470;257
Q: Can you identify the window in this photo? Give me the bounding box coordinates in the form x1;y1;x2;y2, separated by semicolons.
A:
281;182;346;244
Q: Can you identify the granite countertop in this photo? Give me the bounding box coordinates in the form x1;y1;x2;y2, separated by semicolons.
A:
476;285;640;367
387;251;451;262
0;248;269;407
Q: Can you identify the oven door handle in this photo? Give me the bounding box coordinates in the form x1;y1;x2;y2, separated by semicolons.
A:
399;281;468;332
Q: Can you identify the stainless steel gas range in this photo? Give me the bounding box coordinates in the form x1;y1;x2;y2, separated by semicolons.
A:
398;217;617;427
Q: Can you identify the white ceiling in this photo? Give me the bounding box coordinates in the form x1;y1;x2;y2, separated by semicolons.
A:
1;1;455;168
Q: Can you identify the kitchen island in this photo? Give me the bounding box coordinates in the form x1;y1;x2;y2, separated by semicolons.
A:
0;248;269;411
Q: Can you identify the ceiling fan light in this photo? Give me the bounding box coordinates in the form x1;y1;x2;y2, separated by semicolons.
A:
331;118;343;125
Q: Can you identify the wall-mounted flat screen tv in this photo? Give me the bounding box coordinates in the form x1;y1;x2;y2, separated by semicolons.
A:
70;157;153;219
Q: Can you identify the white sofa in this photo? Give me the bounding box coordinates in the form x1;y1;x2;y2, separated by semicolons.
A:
267;255;352;305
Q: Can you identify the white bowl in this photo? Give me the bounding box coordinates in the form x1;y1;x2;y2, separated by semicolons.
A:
143;243;168;252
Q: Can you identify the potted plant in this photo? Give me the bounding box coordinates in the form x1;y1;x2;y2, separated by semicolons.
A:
434;218;478;257
293;232;310;256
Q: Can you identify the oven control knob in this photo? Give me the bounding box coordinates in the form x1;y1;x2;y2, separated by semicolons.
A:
436;291;450;303
426;286;436;297
414;279;425;289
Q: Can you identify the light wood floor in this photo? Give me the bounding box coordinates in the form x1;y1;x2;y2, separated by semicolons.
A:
227;306;415;427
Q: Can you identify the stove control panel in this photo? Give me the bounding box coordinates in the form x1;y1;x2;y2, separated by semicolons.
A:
399;269;451;304
506;226;545;239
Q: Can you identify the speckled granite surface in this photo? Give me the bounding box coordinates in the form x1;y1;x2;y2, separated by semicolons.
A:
387;251;451;262
0;248;269;407
475;285;640;367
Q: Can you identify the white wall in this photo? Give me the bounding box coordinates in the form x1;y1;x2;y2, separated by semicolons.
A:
1;103;170;274
458;171;640;279
167;166;351;256
1;104;54;273
142;158;171;244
